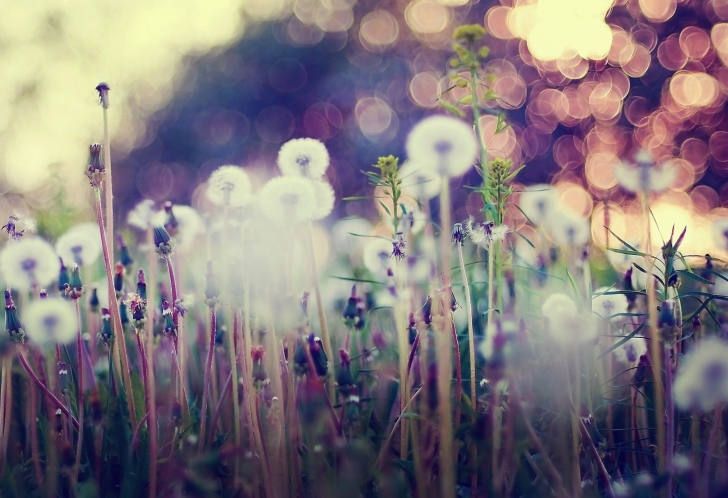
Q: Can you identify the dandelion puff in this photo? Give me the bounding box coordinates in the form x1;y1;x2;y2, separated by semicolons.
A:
518;184;558;226
591;287;628;320
206;165;253;207
399;161;442;200
258;176;317;224
278;138;330;179
127;199;156;230
405;115;478;177
541;293;595;343
56;223;102;268
0;237;58;292
308;180;335;221
613;336;647;365
362;238;393;273
23;297;77;346
548;211;590;247
673;338;728;412
613;151;677;194
151;205;203;252
712;219;728;252
465;216;510;248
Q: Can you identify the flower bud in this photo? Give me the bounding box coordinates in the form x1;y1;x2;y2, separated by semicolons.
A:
85;143;105;188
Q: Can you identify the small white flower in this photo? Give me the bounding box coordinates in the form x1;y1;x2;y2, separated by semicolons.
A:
277;138;330;179
206;165;253;207
465;216;509;248
362;238;393;273
56;223;102;268
548;211;590;247
673;338;728;412
541;292;595;343
405;115;478;177
23;297;77;346
613;152;676;193
308;180;335;220
151;205;203;252
127;199;156;230
0;237;58;291
591;287;628;320
399;161;442;200
518;184;558;226
258;177;317;224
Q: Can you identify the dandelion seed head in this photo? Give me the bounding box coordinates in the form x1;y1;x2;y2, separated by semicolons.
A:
258;176;317;224
278;138;330;179
548;211;590;247
399;161;442;200
613;155;677;194
0;237;58;292
613;336;647;364
541;292;594;343
405;115;477;178
674;338;728;412
363;238;394;273
591;288;628;320
127;199;156;230
23;297;76;347
56;223;101;268
308;180;335;221
518;184;558;226
206;165;253;207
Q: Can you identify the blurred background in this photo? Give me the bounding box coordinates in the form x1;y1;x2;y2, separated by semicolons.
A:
2;0;728;254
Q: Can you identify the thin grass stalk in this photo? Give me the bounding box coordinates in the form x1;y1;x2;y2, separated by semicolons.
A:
396;296;409;459
0;359;7;472
491;384;502;494
100;89;114;270
664;343;675;493
207;368;233;452
702;404;723;496
73;301;85;486
2;363;10;473
146;229;158;498
93;188;137;428
434;294;455;498
373;387;422;471
571;401;615;498
29;373;43;488
17;347;79;429
198;306;216;453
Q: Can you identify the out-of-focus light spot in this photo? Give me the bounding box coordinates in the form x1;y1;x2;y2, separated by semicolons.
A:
622;44;651;77
658;34;688;71
355;96;398;142
555;181;593;218
680;138;709;172
711;23;728;66
485;6;515;40
639;0;676;23
585;151;619;191
193;108;250;146
553;135;585;169
679;27;711;60
255;106;295;143
315;6;354;32
492;69;527;110
589;82;622;122
437;0;468;7
624;96;650;127
556;55;589;80
405;0;451;35
286;17;325;45
608;27;635;67
243;0;289;20
509;0;613;61
669;158;697;191
409;71;441;108
268;58;308;93
670;71;719;108
592;201;625;249
691;185;719;214
479;114;517;159
711;0;728;21
359;10;400;51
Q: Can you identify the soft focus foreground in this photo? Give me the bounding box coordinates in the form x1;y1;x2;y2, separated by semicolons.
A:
4;5;728;498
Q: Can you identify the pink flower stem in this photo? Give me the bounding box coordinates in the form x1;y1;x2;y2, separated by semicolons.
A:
73;300;85;485
702;404;723;496
29;375;43;488
206;368;233;453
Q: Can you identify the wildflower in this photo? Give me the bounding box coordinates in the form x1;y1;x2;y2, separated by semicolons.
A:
452;223;466;244
4;291;24;343
591;288;628;320
613;336;647;365
658;299;679;343
118;235;134;271
56;223;102;268
64;265;84;300
153;226;173;258
126;293;147;330
136;270;147;300
23;297;76;347
391;232;406;260
100;308;112;344
0;237;58;292
293;334;329;377
465;216;509;248
362;238;392;273
251;347;270;392
308;180;335;221
277;137;330;179
547;211;590;247
336;349;356;394
2;213;35;240
399;160;442;200
258;176;317;225
541;293;594;343
405;115;478;177
613;150;677;193
162;300;177;338
85;143;105;188
95;82;110;108
342;285;359;327
151;204;203;252
205;165;253;207
673;338;728;412
518;184;558;226
113;263;124;297
127;199;156;230
89;287;100;313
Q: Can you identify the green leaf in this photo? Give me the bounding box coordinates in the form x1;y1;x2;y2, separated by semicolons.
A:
378;200;391;217
438;100;466;118
331;275;386;286
676;269;712;285
599;322;646;359
514;230;535;249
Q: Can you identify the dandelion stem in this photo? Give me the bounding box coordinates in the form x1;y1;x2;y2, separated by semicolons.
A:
29;375;43;488
73;301;85;486
664;343;675;493
145;228;158;498
93;188;137;429
101;98;114;272
198;306;216;453
17;347;79;430
702;404;723;496
207;367;233;452
373;387;422;471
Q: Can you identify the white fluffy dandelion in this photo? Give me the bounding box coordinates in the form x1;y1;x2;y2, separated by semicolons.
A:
258;177;317;224
548;211;590;247
673;338;728;412
127;199;156;230
206;165;253;207
277;138;330;179
518;184;558;226
0;237;58;291
308;180;336;221
613;336;647;365
541;293;595;343
362;238;393;273
613;151;677;194
465;216;509;248
56;223;102;268
405;115;478;178
23;297;77;346
151;205;203;252
399;161;442;200
592;287;628;320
